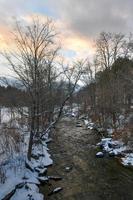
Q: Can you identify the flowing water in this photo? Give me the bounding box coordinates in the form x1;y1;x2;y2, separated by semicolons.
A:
40;117;133;200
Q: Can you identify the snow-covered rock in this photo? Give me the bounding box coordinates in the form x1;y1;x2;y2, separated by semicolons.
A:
107;128;114;135
84;120;89;126
96;152;104;158
84;120;95;130
48;187;63;196
109;151;116;157
65;166;72;172
122;153;133;166
97;138;126;158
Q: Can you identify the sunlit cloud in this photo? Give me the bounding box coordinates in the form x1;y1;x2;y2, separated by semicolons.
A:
0;12;95;63
54;18;95;62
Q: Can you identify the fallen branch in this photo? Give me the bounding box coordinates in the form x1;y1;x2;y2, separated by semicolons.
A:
2;182;25;200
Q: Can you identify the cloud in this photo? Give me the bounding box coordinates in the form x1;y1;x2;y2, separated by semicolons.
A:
1;0;133;39
46;0;133;38
1;0;133;65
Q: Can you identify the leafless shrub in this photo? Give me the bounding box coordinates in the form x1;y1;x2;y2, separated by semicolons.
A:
0;126;21;159
0;166;6;184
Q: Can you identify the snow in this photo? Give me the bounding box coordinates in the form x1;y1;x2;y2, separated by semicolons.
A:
0;178;21;199
84;120;89;126
53;187;62;193
63;104;80;118
112;146;126;155
38;176;49;182
65;167;71;170
96;136;133;167
0;108;53;200
38;168;47;175
87;125;94;130
107;128;114;135
11;183;44;200
100;138;112;146
1;108;12;123
96;152;104;157
24;170;40;184
122;154;133;166
0;140;52;199
97;137;126;156
32;143;53;167
84;119;94;129
0;107;21;124
0;163;41;199
71;112;76;117
48;187;63;196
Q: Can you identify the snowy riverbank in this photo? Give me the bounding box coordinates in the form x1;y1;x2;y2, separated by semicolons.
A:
84;119;133;167
0;129;53;200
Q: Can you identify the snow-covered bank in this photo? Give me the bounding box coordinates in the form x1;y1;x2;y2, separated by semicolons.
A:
121;154;133;166
0;129;53;200
96;135;133;167
0;107;55;199
97;138;126;156
83;118;133;167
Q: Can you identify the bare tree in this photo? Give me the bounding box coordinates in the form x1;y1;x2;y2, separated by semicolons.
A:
2;17;60;160
2;17;86;161
57;60;85;119
40;59;86;139
96;32;125;69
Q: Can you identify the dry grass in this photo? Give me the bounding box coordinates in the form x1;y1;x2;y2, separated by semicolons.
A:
113;127;133;146
0;126;22;183
0;126;21;158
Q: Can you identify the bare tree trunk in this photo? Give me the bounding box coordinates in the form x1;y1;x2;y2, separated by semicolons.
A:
0;107;1;124
27;130;34;160
27;103;35;160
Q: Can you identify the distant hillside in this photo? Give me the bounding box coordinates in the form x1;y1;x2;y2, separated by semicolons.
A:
0;85;28;107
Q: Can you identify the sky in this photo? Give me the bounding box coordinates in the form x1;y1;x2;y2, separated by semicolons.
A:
0;0;133;75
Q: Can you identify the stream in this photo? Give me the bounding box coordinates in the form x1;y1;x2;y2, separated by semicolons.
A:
40;117;133;200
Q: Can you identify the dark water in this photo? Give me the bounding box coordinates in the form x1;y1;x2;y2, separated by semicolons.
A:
40;117;133;200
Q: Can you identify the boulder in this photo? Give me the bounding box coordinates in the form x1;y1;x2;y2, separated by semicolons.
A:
65;166;73;172
76;124;82;127
96;152;104;158
48;187;63;196
109;151;116;157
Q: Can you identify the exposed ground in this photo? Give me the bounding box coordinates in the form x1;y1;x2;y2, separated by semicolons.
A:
40;117;133;200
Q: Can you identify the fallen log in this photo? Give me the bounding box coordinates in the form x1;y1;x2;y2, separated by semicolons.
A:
48;176;62;181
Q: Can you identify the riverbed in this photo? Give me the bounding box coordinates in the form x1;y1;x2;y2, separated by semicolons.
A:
40;117;133;200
